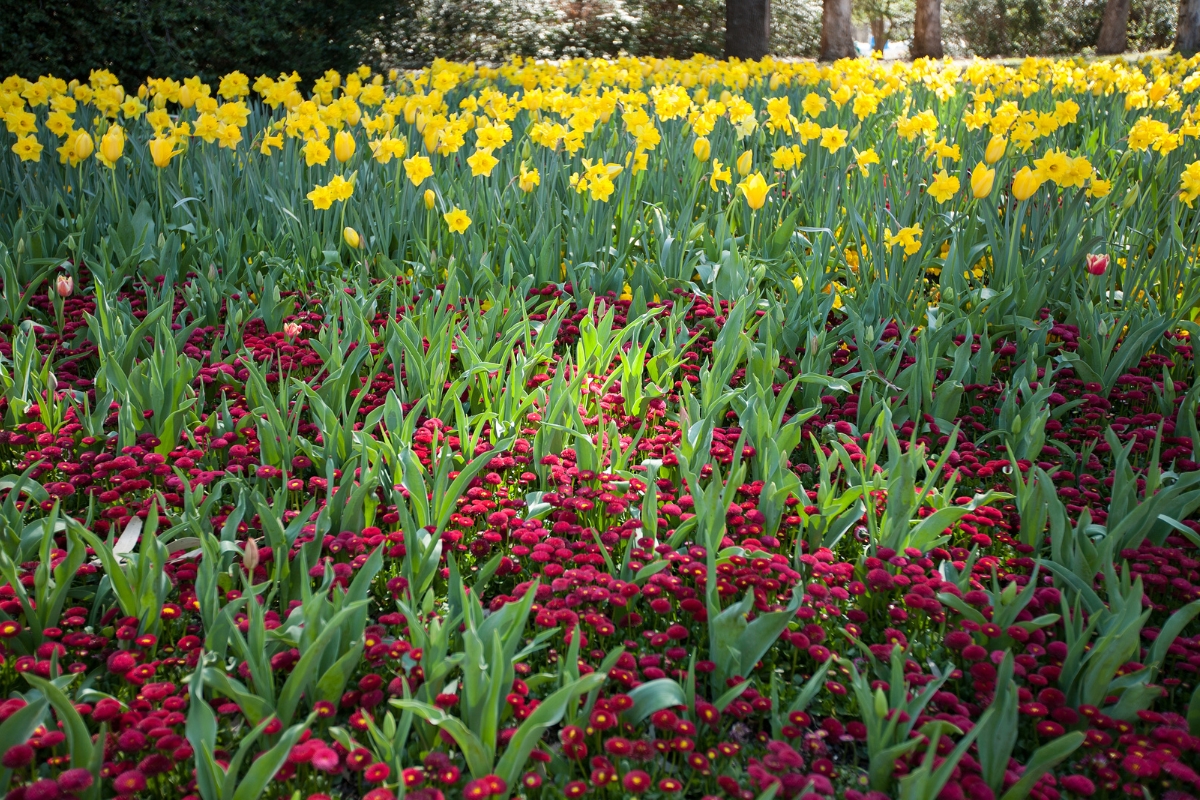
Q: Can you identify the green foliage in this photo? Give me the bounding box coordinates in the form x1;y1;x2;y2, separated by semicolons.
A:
945;0;1177;57
0;0;407;87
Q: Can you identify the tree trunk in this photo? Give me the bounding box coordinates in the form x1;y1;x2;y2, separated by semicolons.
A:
1178;0;1200;55
911;0;944;58
870;17;888;53
725;0;771;60
1096;0;1132;54
819;0;855;60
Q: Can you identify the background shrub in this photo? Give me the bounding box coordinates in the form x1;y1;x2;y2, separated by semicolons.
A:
944;0;1176;56
0;0;1181;83
0;0;406;86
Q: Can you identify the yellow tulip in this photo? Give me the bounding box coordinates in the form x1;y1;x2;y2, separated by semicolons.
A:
147;137;179;168
99;125;125;167
737;172;772;210
736;150;753;176
72;130;94;161
334;130;356;163
984;135;1007;164
970;162;995;198
1011;166;1043;201
424;189;436;209
693;137;711;162
343;226;361;248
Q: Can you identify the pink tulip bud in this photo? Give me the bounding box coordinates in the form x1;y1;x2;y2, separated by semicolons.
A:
56;274;74;297
283;322;302;340
243;537;260;573
1085;253;1108;276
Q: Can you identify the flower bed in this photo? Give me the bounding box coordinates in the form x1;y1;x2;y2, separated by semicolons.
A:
1;54;1199;800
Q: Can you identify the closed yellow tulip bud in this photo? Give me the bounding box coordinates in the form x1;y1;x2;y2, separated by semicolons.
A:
693;136;711;162
147;137;178;168
424;188;436;209
99;126;125;166
72;130;94;160
334;130;356;163
343;226;361;249
178;84;195;109
984;135;1007;164
737;172;772;210
1011;166;1043;201
970;162;996;198
736;150;753;176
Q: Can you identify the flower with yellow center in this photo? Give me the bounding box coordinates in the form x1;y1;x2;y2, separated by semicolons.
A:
404;154;433;187
307;184;334;210
737;172;773;210
467;148;499;178
801;92;826;117
260;131;283;155
854;148;879;176
334;130;356;163
518;163;540;192
885;224;923;256
970;162;995;198
1087;178;1112;198
11;135;42;162
327;175;354;201
819;125;847;154
710;159;731;191
1033;149;1071;185
45;110;75;137
927;169;960;203
444;207;471;234
1180;160;1200;207
1011;166;1043;201
303;138;331;167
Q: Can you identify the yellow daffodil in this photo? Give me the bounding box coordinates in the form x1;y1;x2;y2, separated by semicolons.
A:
11;135;42;162
307;184;334;210
710;159;731;191
927;169;960;203
854;148;879;177
404;154;433;187
1180;160;1200;207
885;224;923;256
518;163;540;192
820;126;848;154
467;148;499;178
444;207;471;233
